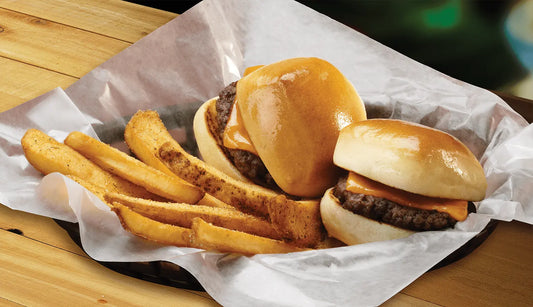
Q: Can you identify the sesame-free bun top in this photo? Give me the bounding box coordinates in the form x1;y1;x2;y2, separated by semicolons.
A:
236;57;367;198
334;119;487;201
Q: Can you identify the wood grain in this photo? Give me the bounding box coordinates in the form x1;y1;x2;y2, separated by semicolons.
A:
0;229;219;306
0;56;77;112
0;8;129;78
0;0;176;112
1;0;177;42
0;204;84;256
382;294;440;307
402;221;533;306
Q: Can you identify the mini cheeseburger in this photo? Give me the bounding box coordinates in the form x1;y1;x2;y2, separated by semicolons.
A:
320;119;487;245
194;57;367;198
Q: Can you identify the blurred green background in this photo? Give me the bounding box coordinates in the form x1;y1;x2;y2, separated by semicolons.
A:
124;0;532;100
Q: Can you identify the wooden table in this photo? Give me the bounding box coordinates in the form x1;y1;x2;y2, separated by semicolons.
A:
1;1;532;306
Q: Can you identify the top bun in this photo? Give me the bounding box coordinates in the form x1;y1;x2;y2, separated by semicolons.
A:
334;119;487;201
236;57;367;198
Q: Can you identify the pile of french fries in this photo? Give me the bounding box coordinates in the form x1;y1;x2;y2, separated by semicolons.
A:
21;110;332;255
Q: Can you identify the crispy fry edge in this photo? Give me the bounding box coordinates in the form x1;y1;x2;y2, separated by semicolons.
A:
64;131;204;204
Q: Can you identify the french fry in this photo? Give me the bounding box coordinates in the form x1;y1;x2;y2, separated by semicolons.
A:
125;110;232;210
21;129;157;199
197;194;235;209
124;110;178;177
23;114;324;253
124;110;325;247
67;175;111;207
106;192;282;240
157;142;325;247
112;202;191;247
157;140;274;217
267;195;325;247
64;131;204;204
126;111;272;216
189;218;306;255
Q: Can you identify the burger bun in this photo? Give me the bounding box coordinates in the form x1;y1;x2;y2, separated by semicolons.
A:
320;188;414;245
334;119;487;201
193;97;252;183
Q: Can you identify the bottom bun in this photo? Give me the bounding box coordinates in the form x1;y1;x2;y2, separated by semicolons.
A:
320;188;415;245
193;97;252;183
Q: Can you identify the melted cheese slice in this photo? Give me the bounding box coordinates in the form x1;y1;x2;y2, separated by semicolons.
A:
346;172;468;221
221;65;265;154
222;99;258;155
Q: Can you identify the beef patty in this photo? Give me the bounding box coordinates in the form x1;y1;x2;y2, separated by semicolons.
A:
214;82;278;190
332;176;468;231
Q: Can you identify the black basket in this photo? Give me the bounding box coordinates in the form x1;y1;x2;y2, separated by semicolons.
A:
55;218;497;291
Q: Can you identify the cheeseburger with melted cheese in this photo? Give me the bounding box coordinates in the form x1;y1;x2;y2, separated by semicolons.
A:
320;119;488;245
194;57;367;198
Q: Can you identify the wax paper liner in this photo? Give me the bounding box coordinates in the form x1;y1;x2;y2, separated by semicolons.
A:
0;0;532;306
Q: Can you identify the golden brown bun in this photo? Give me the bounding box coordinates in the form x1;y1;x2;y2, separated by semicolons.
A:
334;119;487;201
193;97;252;183
320;188;414;245
236;57;367;198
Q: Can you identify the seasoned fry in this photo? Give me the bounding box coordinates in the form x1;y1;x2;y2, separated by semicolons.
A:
189;218;306;255
112;202;191;247
158;140;274;217
106;192;281;240
267;195;324;247
124;110;178;177
67;175;111;207
125;110;231;210
126;111;272;216
123;110;325;247
64;131;204;204
197;194;235;209
21;129;157;199
23;113;324;254
157;141;325;247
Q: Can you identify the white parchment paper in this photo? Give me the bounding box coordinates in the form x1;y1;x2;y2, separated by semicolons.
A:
1;0;532;306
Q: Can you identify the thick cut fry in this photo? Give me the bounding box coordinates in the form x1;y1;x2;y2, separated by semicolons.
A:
158;141;324;247
197;193;235;209
267;195;325;247
189;218;306;255
67;175;111;207
158;140;274;217
124;110;325;247
124;110;178;177
125;110;230;209
64;131;204;204
106;192;281;240
127;111;272;216
112;203;191;247
21;129;157;199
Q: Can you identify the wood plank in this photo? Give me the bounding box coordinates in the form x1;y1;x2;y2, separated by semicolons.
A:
0;57;78;111
0;203;214;301
0;204;85;256
0;8;130;78
402;221;533;306
383;293;439;307
0;297;23;307
0;0;177;43
0;91;24;113
0;229;219;306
